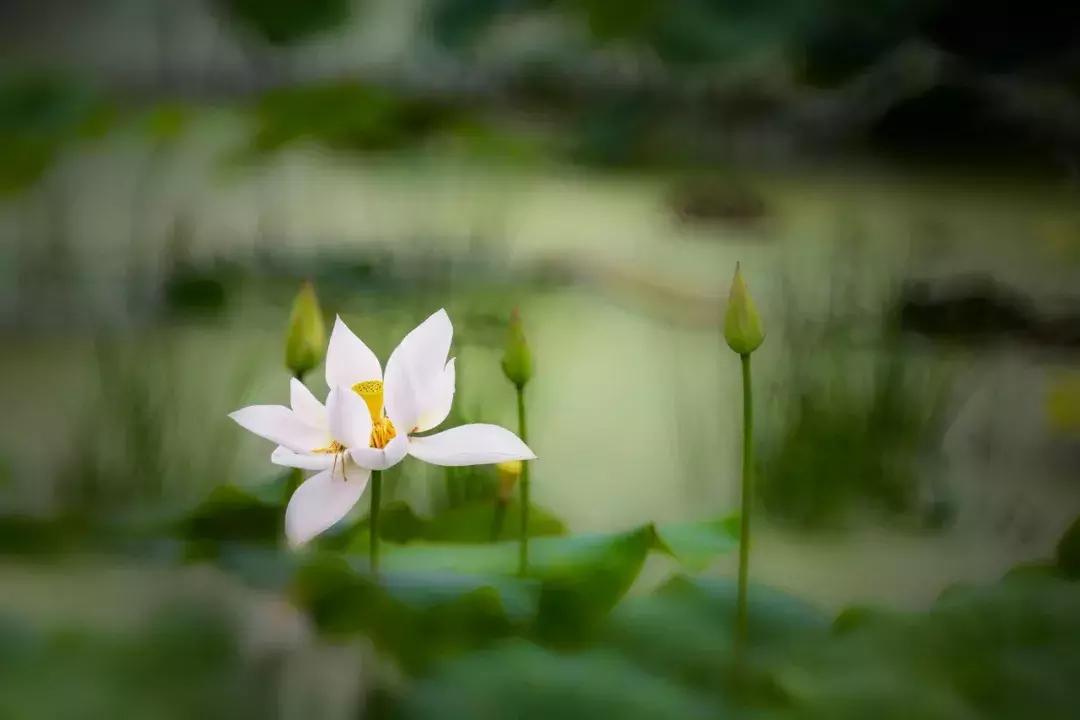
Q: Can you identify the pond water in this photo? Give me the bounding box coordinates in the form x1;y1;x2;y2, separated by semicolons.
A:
2;113;1079;612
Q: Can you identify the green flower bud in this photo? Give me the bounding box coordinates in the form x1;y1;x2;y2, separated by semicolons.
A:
501;307;533;388
497;460;522;503
284;281;326;379
724;263;764;355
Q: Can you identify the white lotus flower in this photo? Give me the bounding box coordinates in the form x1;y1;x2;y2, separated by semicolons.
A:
322;309;535;469
229;308;536;547
229;378;372;546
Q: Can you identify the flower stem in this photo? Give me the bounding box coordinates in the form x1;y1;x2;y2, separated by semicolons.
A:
490;498;508;542
369;469;382;574
735;353;754;661
516;384;530;577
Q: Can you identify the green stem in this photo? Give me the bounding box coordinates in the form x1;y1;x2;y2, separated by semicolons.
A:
490;499;508;542
369;469;382;574
516;384;530;577
735;353;754;660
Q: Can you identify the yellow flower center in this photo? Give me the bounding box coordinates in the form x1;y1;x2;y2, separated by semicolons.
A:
351;380;385;418
351;380;397;450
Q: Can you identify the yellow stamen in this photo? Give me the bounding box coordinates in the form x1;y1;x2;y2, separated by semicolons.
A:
312;440;346;455
370;416;397;449
312;440;350;481
351;379;397;449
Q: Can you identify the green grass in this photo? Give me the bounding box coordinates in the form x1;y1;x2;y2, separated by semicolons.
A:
757;223;957;532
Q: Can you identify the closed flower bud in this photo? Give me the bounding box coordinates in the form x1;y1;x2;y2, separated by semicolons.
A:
497;460;523;503
501;307;533;388
1047;371;1080;437
284;281;326;379
724;263;764;355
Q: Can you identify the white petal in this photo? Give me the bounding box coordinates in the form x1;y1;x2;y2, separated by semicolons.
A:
350;434;409;471
413;358;456;433
407;423;536;467
284;466;371;547
326;386;373;450
325;316;382;391
290;378;326;429
229;405;327;454
271;446;335;471
384;309;453;432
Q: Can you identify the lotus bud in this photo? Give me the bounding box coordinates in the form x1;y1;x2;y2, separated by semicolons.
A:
724;263;764;355
1047;371;1080;436
284;281;326;379
501;307;533;388
497;460;523;503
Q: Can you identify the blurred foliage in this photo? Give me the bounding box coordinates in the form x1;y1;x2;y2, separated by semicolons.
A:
420;0;1080;170
568;93;659;168
180;484;285;551
757;339;954;530
427;0;806;64
286;554;539;674
52;335;260;524
144;103;191;144
0;458;736;674
246;82;464;156
797;0;942;86
603;574;832;706
7;541;1080;719
1056;514;1080;580
437;117;557;167
150;474;734;671
176;478;568;554
4;193;1076;715
237;80;558;168
342;517;736;578
404;641;718;719
758;232;955;531
163;264;233;319
0;599;273;720
427;0;534;49
423;499;566;542
0;74;113;195
425;0;1080;77
395;514;1080;718
216;0;352;46
2;294;1077;716
633;0;804;66
425;0;923;68
160;221;240;320
266;519;732;664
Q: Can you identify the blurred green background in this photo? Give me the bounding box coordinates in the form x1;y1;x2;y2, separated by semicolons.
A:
2;0;1080;717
